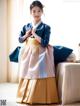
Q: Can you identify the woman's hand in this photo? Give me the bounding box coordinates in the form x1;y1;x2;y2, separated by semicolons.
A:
31;29;36;35
25;29;32;38
20;29;32;41
31;29;41;43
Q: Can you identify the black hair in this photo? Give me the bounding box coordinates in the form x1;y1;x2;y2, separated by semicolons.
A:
30;0;44;11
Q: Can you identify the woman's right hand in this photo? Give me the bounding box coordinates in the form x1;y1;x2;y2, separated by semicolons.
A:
25;29;32;38
19;29;32;42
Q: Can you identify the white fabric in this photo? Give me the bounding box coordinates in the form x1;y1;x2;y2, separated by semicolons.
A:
57;62;80;105
31;20;42;31
19;40;55;79
66;53;76;62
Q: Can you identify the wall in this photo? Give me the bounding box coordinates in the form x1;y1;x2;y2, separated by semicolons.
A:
0;0;23;82
44;0;80;59
7;0;23;82
0;0;8;82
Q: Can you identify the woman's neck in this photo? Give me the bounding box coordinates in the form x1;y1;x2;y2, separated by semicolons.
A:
33;19;41;25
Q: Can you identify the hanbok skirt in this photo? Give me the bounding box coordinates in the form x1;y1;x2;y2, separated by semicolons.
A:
16;37;59;104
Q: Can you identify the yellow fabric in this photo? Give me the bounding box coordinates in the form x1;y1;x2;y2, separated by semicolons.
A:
26;37;40;46
22;37;40;60
16;77;59;104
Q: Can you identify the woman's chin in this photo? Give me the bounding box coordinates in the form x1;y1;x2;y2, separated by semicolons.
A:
34;18;41;23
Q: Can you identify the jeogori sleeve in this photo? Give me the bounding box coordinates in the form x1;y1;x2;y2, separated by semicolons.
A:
41;24;51;47
18;25;26;43
18;23;32;43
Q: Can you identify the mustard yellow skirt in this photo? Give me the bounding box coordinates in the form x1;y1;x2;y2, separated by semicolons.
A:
16;77;59;104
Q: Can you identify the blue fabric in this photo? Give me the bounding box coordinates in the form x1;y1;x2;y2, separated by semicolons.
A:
19;22;50;47
41;24;50;47
9;46;21;62
53;46;73;65
19;24;32;43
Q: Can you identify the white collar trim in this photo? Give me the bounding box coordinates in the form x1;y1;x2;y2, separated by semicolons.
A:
32;21;42;31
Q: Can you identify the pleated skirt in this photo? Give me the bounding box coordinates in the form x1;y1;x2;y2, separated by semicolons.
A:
16;77;59;104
